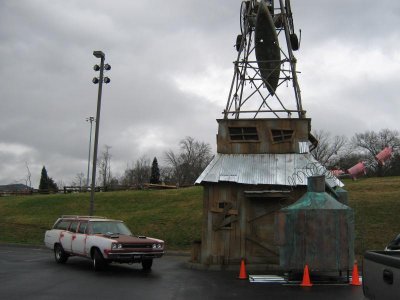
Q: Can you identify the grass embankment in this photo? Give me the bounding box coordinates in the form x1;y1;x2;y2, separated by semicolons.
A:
0;177;399;253
344;176;400;254
0;187;202;250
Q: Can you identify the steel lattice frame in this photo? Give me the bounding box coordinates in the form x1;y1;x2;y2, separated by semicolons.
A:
224;0;305;119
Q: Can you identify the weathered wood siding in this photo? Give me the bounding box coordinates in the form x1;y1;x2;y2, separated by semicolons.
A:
217;118;311;154
200;182;306;265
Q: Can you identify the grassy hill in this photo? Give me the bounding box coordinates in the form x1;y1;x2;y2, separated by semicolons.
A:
0;187;203;250
343;176;399;255
0;177;399;254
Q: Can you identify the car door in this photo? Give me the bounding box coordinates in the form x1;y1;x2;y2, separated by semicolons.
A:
60;221;77;253
72;221;88;255
46;219;70;249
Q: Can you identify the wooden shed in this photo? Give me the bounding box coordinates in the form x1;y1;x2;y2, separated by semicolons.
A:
194;118;343;268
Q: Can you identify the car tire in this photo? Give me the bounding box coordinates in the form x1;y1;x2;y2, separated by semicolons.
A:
92;248;106;271
54;244;68;264
142;259;153;271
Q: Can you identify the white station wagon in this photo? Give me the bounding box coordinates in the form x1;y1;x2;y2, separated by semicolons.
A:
44;215;164;271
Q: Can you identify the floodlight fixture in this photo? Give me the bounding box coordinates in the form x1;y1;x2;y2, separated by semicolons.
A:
104;77;110;84
92;77;99;84
93;50;105;59
93;64;100;71
104;64;111;71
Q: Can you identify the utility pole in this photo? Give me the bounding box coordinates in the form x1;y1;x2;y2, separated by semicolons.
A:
90;51;111;215
86;116;95;188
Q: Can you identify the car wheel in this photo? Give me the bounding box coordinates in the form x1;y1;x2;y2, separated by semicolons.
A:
142;259;153;271
54;244;68;264
92;248;106;271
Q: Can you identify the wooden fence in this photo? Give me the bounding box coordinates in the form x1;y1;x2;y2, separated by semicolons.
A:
0;183;182;196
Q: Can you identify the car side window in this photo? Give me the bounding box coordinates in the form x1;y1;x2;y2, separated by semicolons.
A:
69;221;79;233
77;222;88;234
54;220;71;230
92;223;104;234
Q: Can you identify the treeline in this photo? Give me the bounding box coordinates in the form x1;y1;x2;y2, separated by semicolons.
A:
69;136;214;190
42;128;399;192
119;136;213;188
312;128;400;177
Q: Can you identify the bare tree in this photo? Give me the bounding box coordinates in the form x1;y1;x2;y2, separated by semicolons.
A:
57;179;65;190
121;162;135;186
98;145;112;187
164;136;213;186
351;129;400;176
311;130;348;167
25;161;31;189
160;166;175;185
133;156;151;188
121;156;151;188
352;129;400;155
72;172;85;189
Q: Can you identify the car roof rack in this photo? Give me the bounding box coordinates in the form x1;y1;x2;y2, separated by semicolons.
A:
61;215;107;219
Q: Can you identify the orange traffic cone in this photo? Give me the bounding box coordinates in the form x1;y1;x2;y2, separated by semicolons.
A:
300;264;313;287
350;261;361;286
238;259;247;279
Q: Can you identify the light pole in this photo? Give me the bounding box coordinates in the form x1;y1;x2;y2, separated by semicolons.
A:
90;50;111;215
86;116;95;189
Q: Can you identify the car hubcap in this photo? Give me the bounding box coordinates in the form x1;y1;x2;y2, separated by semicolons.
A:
56;248;61;259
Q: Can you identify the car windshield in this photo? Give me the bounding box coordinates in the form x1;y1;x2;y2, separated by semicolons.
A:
384;234;400;250
89;221;132;235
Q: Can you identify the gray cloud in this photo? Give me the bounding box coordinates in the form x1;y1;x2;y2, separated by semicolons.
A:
1;0;399;187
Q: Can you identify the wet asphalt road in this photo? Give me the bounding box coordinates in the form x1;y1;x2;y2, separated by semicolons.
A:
0;245;365;300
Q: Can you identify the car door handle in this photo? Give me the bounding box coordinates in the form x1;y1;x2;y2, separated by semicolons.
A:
72;236;76;240
383;269;393;285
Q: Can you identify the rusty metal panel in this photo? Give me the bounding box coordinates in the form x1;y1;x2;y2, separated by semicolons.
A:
276;210;354;271
195;153;343;188
275;176;354;272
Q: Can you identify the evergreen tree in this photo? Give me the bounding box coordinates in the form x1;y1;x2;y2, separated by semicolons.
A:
48;177;58;191
39;166;58;192
39;166;49;191
150;157;161;184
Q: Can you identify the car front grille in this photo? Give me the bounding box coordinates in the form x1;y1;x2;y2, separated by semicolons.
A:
121;244;153;249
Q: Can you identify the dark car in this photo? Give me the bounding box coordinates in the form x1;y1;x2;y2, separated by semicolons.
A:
385;234;400;251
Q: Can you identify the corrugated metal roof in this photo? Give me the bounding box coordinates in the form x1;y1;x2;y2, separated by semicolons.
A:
195;153;343;188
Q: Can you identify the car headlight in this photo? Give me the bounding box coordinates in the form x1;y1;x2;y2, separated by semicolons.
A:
111;243;123;249
152;243;163;249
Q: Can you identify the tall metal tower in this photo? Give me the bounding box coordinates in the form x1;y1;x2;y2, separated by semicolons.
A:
224;0;304;119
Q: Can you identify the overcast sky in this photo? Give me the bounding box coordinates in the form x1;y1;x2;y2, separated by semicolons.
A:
1;0;399;188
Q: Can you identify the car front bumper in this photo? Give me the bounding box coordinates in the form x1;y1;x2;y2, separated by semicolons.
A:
105;251;164;262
